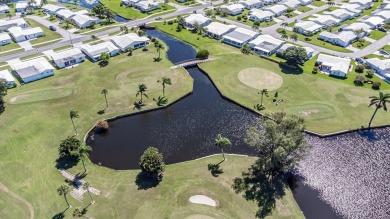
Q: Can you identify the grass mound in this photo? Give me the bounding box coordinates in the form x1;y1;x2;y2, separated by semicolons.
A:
238;67;283;91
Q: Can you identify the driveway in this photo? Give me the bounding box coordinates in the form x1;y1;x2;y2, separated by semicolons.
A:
26;15;80;40
18;41;32;50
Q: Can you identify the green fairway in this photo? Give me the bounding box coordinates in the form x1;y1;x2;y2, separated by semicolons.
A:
100;0;176;19
153;22;390;133
0;191;30;219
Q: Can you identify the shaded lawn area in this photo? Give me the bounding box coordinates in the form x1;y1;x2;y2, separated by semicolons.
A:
100;0;176;19
297;5;312;13
368;30;387;40
153;23;390;133
277;28;353;53
312;0;326;7
25;18;62;44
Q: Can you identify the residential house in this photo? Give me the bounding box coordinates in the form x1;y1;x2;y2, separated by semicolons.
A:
365;58;390;81
263;5;288;17
204;22;237;39
42;4;65;14
222;27;259;47
339;22;372;37
249;9;274;22
125;0;143;6
51;48;86;68
318;31;357;47
248;34;285;56
312;15;341;28
340;3;365;14
0;4;10;14
15;1;28;12
262;0;275;5
239;0;263;9
110;33;150;52
349;0;372;9
282;0;301;9
298;0;313;6
10;57;55;83
323;9;357;22
316;54;351;78
362;16;385;29
183;14;212;29
294;21;322;35
79;42;120;62
0;32;11;46
56;9;76;19
220;4;245;15
0;69;16;87
375;10;390;22
135;1;159;12
0;18;28;31
71;14;100;29
8;26;44;42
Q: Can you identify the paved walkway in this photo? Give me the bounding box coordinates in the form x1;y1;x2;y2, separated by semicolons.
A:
59;169;101;202
18;41;33;50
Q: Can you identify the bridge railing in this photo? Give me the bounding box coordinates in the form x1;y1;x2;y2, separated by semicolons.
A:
173;58;206;66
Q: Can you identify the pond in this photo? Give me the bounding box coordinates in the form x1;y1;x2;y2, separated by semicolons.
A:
88;30;390;219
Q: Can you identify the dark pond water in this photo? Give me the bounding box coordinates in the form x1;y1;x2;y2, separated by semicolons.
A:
57;0;130;22
88;29;344;219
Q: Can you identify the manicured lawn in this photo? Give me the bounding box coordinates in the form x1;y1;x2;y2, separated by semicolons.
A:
100;0;176;19
53;45;73;52
153;23;390;133
0;41;21;52
20;53;45;61
368;30;387;40
277;29;353;53
0;190;31;219
297;5;312;13
169;0;199;6
25;18;62;44
364;54;387;60
312;0;326;7
382;45;390;52
78;19;119;34
352;40;371;49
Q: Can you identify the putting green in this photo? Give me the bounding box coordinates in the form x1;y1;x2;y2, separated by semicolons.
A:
238;67;283;91
284;103;336;121
8;88;73;104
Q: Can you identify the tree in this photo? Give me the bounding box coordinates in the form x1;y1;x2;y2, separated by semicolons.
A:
92;4;106;18
355;64;365;73
139;147;165;180
0;80;6;115
283;46;308;65
259;89;268;106
281;22;288;29
157;76;171;96
252;24;259;32
241;44;251;54
128;48;133;56
70;109;79;135
367;92;390;128
57;185;71;209
154;96;169;106
155;41;164;61
64;18;72;29
76;144;92;174
223;0;229;3
72;207;85;218
372;81;381;90
101;88;108;108
83;182;94;204
105;9;116;23
286;7;294;13
58;136;82;158
49;14;56;21
354;74;366;86
289;33;298;41
99;52;110;65
196;49;209;59
232;112;309;218
136;84;148;103
206;9;213;17
281;34;288;40
215;134;232;162
96;120;109;130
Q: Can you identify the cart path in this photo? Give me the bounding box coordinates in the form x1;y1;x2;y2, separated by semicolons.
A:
0;182;34;219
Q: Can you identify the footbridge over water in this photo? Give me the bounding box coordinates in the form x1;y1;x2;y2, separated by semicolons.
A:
171;58;213;69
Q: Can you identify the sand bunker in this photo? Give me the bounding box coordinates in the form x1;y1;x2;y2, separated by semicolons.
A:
189;195;217;207
238;67;283;91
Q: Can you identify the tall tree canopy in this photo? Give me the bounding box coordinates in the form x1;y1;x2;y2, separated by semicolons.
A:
282;46;308;65
58;136;82;157
139;147;165;180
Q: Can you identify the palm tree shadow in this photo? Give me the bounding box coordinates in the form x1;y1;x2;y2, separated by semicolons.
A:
135;172;160;190
52;207;69;219
55;156;78;170
357;129;378;142
207;163;224;177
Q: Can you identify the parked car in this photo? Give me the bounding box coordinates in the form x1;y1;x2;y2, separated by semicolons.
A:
355;58;364;63
49;26;57;31
155;17;162;20
380;50;390;55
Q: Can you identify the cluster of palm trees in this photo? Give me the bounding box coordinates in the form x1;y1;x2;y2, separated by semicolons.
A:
134;76;172;109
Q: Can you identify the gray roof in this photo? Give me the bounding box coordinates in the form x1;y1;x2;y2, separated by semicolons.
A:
257;42;279;52
16;66;40;79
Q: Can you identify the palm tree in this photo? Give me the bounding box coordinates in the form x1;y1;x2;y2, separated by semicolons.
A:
82;182;94;204
154;96;169;106
281;34;288;40
77;144;92;174
72;207;85;218
136;84;148;103
70;109;79;135
64;18;72;29
290;33;298;41
57;185;71;209
101;89;108;108
368;92;390;128
215;134;232;162
157;76;172;96
156;42;164;61
259;89;268;106
128;48;133;56
281;22;288;29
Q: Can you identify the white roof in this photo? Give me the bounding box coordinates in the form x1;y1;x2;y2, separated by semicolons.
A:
366;58;390;71
0;4;10;11
376;10;390;20
317;54;351;73
72;14;99;27
0;32;10;41
184;14;211;25
51;48;85;62
349;0;372;5
8;26;43;38
11;57;54;79
74;10;89;15
223;27;258;43
0;69;15;83
136;1;158;9
249;34;285;52
0;18;27;29
264;5;287;14
342;22;371;32
364;16;384;26
204;22;236;35
313;15;341;25
239;0;262;7
320;31;356;43
221;4;245;11
79;41;119;57
110;33;149;49
283;0;301;8
15;1;28;9
324;9;354;18
42;4;65;12
294;21;323;31
299;0;312;4
250;9;274;19
340;3;365;12
56;9;75;18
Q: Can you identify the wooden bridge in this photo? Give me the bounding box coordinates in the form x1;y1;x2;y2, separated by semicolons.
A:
171;58;213;69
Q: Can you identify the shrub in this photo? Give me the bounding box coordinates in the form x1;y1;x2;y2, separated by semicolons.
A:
372;81;381;90
312;66;319;74
167;20;174;25
196;49;210;59
354;74;366;86
355;64;365;73
96;120;109;130
366;69;375;78
237;16;242;21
